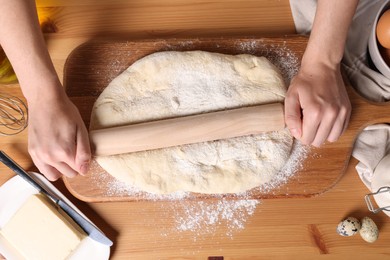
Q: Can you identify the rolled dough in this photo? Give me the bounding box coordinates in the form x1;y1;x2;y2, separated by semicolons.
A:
90;51;293;194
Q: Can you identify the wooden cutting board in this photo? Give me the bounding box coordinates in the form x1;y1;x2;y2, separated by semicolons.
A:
63;36;390;202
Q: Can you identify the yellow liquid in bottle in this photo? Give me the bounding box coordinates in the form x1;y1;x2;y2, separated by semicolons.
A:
0;48;17;84
0;8;50;85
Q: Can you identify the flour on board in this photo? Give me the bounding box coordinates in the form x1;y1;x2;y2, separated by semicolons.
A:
90;50;294;194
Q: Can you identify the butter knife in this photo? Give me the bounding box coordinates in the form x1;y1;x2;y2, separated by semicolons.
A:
0;151;113;246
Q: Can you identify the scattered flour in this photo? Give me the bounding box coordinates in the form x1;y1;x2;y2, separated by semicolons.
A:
89;40;307;238
91;50;292;195
161;198;260;240
90;141;309;239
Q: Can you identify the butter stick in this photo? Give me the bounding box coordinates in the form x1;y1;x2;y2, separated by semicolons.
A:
0;194;85;260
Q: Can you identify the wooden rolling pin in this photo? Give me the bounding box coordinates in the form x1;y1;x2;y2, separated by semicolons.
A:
89;102;285;156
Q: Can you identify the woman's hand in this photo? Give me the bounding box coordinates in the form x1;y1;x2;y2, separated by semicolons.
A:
27;89;91;181
0;0;91;181
283;0;358;147
284;62;351;147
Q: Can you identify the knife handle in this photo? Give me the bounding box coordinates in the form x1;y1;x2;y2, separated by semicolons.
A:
0;151;113;246
0;151;59;203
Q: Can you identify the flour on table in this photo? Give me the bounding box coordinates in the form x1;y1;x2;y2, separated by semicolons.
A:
90;51;293;194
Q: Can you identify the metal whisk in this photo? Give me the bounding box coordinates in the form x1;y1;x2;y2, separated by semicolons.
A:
0;93;28;136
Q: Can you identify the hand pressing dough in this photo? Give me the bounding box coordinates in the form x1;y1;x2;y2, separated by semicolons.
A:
90;51;292;194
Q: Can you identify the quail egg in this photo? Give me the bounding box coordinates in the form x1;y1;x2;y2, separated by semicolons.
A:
359;217;379;243
336;217;361;236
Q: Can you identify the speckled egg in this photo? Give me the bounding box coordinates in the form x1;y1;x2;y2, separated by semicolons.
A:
336;217;361;236
359;217;379;243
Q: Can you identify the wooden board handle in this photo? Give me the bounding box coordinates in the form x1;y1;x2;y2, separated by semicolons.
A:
89;103;285;156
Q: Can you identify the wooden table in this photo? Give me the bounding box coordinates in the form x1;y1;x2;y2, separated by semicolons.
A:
1;0;389;258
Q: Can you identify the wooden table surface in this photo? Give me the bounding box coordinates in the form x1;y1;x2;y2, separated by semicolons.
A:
1;0;390;259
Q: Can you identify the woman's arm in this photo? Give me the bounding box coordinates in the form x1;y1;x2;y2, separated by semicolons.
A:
0;0;91;180
285;0;359;147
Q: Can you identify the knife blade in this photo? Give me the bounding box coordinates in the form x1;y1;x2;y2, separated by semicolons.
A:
0;151;113;246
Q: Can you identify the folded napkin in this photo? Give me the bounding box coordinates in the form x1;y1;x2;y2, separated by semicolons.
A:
290;0;390;191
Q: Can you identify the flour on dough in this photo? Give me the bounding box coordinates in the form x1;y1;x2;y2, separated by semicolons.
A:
90;51;293;194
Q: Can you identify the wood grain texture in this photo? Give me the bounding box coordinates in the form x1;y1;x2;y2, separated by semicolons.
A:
0;0;389;258
61;36;390;202
36;0;295;40
36;0;296;90
61;160;390;259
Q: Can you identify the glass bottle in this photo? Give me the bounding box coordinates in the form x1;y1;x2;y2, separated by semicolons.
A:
0;7;50;85
0;48;17;84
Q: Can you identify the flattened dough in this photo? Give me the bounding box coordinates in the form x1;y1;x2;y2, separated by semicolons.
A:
90;51;293;194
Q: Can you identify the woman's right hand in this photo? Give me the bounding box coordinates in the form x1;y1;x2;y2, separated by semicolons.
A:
284;61;351;147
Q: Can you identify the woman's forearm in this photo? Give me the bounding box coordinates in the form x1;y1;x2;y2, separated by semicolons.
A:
0;0;91;180
302;0;359;67
0;0;62;103
285;0;358;146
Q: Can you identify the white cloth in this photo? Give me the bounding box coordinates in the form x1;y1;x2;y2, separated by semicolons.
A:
289;0;390;191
